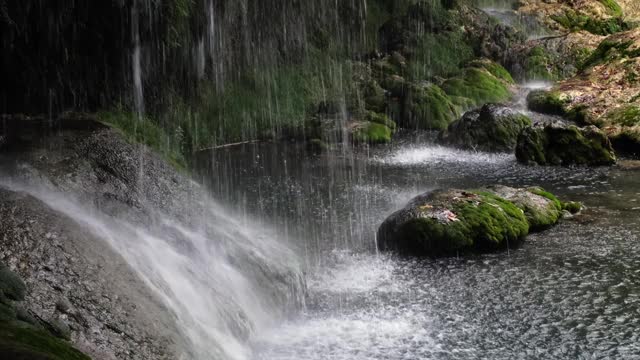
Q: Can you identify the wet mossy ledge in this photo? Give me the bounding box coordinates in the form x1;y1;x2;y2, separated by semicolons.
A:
0;263;90;360
516;123;617;166
377;186;581;257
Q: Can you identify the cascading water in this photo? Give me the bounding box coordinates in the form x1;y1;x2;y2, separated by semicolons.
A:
0;177;305;360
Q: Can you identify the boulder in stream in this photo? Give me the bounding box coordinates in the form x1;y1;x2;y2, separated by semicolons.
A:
516;123;616;166
438;103;532;152
377;186;579;256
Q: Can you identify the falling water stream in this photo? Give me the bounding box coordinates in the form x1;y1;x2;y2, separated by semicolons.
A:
3;2;640;359
197;131;640;359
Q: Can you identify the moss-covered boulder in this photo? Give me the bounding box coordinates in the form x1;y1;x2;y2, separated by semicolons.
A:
516;123;616;166
438;104;532;152
351;121;393;144
441;64;513;107
377;186;578;256
526;89;570;116
402;83;459;130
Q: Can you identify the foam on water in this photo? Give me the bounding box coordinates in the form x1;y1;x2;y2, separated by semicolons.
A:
308;251;401;294
374;144;513;167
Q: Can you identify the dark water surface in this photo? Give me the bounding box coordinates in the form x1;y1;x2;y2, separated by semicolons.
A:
198;134;640;359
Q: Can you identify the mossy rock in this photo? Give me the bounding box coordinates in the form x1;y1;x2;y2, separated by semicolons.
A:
0;322;90;360
606;105;640;127
580;36;640;70
516;123;617;166
599;0;623;17
438;103;532;152
441;65;512;108
351;122;393;144
485;185;569;231
468;59;515;84
551;9;630;36
366;111;397;131
377;185;577;256
377;188;530;256
402;83;459;130
526;90;570;116
0;264;27;302
523;46;558;81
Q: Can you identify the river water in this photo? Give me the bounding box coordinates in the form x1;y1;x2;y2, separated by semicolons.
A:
197;130;640;359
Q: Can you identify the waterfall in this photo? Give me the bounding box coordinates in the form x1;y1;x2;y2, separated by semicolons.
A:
1;180;306;360
132;0;145;117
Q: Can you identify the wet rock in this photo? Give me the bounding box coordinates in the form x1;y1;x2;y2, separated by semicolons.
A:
55;297;73;315
438;104;532;152
0;263;27;301
377;186;578;256
516;123;616;166
48;317;72;340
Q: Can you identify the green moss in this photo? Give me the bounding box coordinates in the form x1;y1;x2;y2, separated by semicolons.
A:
563;201;583;213
606;105;640;126
409;31;475;80
523;46;558;81
441;67;512;107
580;38;640;70
598;0;623;17
352;122;393;144
551;10;629;36
394;191;529;255
526;90;569;115
402;84;459;130
97;110;187;170
529;188;563;208
366;111;397;131
468;59;514;84
0;322;90;360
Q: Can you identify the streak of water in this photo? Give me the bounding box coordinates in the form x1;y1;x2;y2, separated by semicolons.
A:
1;180;305;360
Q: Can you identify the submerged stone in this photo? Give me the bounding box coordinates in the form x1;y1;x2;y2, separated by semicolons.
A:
438;104;532;152
516;123;616;166
377;186;578;257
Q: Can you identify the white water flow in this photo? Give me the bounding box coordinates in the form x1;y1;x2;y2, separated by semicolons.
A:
2;181;305;360
132;1;145;117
